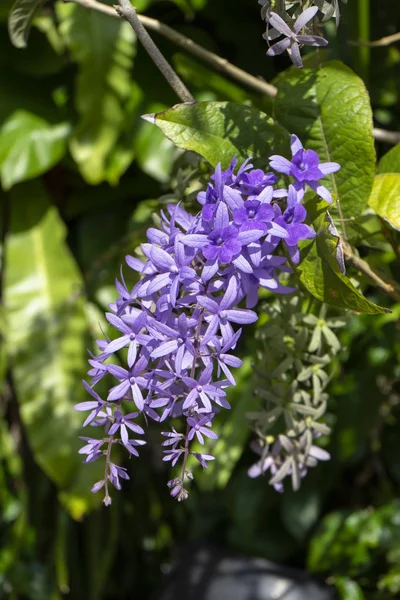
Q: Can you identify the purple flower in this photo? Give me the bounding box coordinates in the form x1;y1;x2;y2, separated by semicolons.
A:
272;185;316;265
182;364;227;412
79;437;106;463
191;452;215;468
197;280;258;345
270;135;340;203
106;361;148;410
77;137;339;504
235;169;277;196
75;381;108;427
103;312;150;368
187;414;218;445
234;200;274;232
109;463;130;490
265;7;328;68
108;410;145;454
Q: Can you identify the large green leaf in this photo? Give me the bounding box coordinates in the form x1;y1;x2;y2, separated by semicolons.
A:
8;0;44;48
4;182;102;519
368;173;400;231
377;143;400;174
57;3;139;185
274;61;375;222
297;203;388;314
144;101;290;169
0;110;70;189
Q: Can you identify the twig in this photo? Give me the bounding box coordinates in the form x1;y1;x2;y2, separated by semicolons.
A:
65;0;278;98
116;0;194;103
341;239;400;303
350;31;400;47
65;0;400;145
372;128;400;145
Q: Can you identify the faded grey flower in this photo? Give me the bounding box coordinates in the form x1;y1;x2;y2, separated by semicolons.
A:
264;6;328;68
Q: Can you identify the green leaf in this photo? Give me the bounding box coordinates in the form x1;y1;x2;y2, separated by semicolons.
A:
8;0;44;48
274;61;375;221
377;143;400;174
334;577;365;600
57;3;138;184
297;203;388;314
144;101;290;169
368;173;400;231
0;110;70;189
4;181;102;519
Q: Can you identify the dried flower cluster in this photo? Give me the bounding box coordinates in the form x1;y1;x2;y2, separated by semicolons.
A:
248;298;346;491
76;135;340;505
259;0;347;67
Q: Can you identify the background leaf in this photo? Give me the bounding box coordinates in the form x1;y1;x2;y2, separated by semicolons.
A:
144;101;290;169
4;181;102;519
0;110;70;189
377;143;400;174
368;173;400;231
8;0;44;48
274;61;375;223
57;2;138;185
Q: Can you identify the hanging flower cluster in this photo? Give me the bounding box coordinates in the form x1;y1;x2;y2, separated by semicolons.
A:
76;135;340;505
247;297;346;491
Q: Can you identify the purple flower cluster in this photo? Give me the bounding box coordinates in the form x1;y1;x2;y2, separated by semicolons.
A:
76;136;340;505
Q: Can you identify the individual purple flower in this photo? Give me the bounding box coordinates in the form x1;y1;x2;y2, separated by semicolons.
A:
270;135;340;203
273;185;316;264
234;200;274;232
264;7;328;68
109;463;130;490
182;364;227;412
195;276;257;344
103;312;150;368
108;409;145;454
75;381;108;427
191;452;215;468
106;359;148;410
187;414;218;445
79;437;106;463
236;169;277;196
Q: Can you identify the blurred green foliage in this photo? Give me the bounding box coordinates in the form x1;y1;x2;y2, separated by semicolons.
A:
1;0;400;598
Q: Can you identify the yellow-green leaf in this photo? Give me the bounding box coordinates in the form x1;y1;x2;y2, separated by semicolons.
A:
368;173;400;232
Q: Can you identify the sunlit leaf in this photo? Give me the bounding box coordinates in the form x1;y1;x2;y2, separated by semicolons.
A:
0;110;70;189
274;61;375;222
368;173;400;231
144;101;290;169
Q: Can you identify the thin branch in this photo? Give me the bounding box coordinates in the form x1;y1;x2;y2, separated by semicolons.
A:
66;0;400;146
65;0;277;98
116;0;194;103
341;239;400;303
372;128;400;145
350;31;400;47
